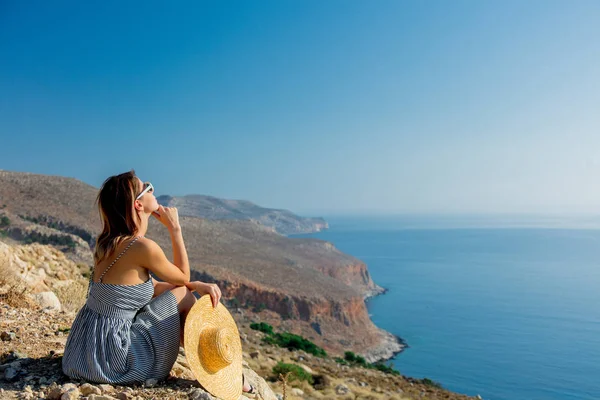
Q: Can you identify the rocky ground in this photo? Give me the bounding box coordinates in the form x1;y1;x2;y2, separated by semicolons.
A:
1;301;482;400
0;241;483;400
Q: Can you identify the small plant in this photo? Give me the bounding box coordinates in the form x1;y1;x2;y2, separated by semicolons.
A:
370;361;401;376
253;302;267;312
0;215;10;228
334;357;348;365
250;322;274;335
279;372;290;400
344;351;367;366
263;332;327;357
272;362;313;384
344;350;401;375
229;297;240;308
20;230;78;250
77;263;91;279
0;254;36;308
54;280;88;313
420;377;443;389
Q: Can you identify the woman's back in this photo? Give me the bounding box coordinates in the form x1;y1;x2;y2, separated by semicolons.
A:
92;237;149;286
62;237;181;384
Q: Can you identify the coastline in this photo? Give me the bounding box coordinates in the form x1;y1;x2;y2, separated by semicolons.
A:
363;285;409;363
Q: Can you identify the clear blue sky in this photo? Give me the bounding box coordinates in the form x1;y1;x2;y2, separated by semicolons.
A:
1;1;599;215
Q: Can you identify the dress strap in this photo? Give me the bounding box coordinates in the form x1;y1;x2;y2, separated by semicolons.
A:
97;236;143;283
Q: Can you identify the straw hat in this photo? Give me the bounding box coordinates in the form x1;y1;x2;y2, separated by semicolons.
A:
184;294;243;400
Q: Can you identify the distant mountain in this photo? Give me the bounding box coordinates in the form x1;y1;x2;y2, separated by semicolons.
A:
156;194;328;235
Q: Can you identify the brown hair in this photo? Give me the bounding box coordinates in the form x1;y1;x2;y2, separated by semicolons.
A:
94;170;141;264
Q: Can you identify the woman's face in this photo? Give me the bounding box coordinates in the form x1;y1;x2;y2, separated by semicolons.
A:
135;177;159;213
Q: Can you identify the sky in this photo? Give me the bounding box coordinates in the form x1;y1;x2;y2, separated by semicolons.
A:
1;1;600;216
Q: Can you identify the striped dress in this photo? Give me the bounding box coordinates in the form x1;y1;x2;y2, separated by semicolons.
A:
62;237;180;384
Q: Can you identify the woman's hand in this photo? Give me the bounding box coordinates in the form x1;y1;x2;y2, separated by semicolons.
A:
152;205;181;232
186;281;222;308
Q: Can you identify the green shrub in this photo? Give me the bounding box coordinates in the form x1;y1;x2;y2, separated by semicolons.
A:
420;377;443;389
369;361;401;376
19;214;92;244
229;297;240;308
21;231;77;249
344;351;367;366
253;302;267;312
272;362;313;384
334;357;348;365
344;350;400;375
344;351;356;362
263;332;327;357
0;215;10;228
250;322;274;335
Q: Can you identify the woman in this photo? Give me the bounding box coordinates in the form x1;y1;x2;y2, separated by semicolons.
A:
62;170;254;393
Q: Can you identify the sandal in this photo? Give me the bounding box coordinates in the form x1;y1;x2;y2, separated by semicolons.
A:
242;373;257;398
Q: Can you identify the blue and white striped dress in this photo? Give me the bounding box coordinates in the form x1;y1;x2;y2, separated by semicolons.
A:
62;237;180;384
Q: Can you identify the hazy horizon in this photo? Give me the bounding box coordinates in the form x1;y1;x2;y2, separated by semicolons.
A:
2;1;599;215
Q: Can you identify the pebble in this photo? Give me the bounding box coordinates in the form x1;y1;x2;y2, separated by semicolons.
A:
60;387;80;400
89;395;118;400
335;383;350;395
61;383;78;392
80;383;102;396
99;384;115;394
189;388;215;400
143;378;158;388
1;331;16;341
4;367;19;381
46;384;62;400
116;391;131;400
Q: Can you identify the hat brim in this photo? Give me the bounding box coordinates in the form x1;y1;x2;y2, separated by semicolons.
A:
184;294;243;400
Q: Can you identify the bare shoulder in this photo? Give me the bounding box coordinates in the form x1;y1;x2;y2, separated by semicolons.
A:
132;237;165;258
135;237;160;252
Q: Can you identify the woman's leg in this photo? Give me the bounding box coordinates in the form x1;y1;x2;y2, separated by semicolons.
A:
169;285;197;345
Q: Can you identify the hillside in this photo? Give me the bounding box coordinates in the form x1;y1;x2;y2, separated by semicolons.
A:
156;194;327;235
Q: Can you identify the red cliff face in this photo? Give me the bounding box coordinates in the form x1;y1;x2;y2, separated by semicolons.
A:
311;260;384;298
199;273;400;359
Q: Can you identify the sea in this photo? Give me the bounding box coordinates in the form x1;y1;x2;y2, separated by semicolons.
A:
296;215;600;400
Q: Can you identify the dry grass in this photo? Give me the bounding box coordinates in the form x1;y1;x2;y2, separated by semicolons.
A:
0;249;37;309
54;280;88;313
279;372;291;399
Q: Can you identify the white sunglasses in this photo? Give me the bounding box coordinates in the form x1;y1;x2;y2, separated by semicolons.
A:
136;182;154;200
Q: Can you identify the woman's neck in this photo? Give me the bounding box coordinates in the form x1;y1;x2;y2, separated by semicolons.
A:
136;213;149;237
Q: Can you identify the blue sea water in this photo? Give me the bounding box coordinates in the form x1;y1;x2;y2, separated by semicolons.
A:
297;216;600;400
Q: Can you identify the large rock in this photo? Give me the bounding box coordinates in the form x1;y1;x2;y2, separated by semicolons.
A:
33;291;62;311
242;367;278;400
